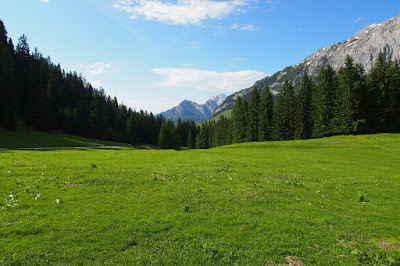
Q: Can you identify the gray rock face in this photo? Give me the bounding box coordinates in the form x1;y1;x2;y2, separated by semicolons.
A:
214;14;400;117
159;94;227;123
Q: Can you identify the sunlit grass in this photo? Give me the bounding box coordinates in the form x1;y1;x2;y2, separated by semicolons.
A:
0;133;399;264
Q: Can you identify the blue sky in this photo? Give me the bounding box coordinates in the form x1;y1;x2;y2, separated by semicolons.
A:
1;0;399;113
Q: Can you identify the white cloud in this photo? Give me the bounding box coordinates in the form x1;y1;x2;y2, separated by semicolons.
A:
89;80;104;88
151;67;266;92
113;0;248;26
230;23;261;31
354;16;364;23
75;62;116;76
231;23;239;30
40;0;50;2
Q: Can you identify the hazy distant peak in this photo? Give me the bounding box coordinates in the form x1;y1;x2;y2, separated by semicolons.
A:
159;94;227;123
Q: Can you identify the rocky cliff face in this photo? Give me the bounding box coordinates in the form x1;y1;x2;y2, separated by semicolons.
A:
214;14;400;117
159;94;227;123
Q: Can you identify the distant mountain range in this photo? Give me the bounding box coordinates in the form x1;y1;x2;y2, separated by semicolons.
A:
159;94;227;123
213;14;400;117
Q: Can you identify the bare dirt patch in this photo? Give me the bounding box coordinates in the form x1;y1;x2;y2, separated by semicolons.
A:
376;240;400;251
285;256;304;265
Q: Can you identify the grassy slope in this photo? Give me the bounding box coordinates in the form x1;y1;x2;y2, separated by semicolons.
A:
0;129;130;149
207;109;232;123
0;134;399;264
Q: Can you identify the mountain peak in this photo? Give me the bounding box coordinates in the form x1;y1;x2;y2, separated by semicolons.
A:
159;94;227;123
213;13;400;117
207;94;227;106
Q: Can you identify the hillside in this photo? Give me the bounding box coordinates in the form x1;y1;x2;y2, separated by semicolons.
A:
214;14;400;116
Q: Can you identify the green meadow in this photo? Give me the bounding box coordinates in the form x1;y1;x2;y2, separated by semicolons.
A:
0;129;130;150
1;133;400;264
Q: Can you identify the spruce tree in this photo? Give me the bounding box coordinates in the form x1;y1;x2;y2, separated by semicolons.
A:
295;73;314;139
312;64;337;137
187;128;195;149
258;84;273;141
158;119;180;149
158;120;168;149
198;123;209;149
246;87;260;142
89;89;108;139
366;51;393;132
389;59;400;131
166;119;180;150
216;115;229;146
232;96;247;143
272;80;296;140
334;56;367;134
126;111;136;145
195;123;208;149
0;21;16;130
225;118;233;145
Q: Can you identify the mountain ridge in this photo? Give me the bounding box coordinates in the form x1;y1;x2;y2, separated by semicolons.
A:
159;94;227;123
213;14;400;117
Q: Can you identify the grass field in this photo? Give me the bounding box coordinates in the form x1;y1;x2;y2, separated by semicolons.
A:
0;129;131;149
1;133;400;264
207;109;233;123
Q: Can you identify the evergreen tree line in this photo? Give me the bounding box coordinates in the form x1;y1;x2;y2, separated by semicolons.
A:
0;20;196;148
193;54;400;149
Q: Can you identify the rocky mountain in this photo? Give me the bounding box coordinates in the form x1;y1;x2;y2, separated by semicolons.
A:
213;14;400;117
160;94;227;123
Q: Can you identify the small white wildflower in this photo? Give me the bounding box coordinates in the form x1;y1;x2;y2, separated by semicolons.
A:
7;170;12;173
8;194;14;198
55;199;60;204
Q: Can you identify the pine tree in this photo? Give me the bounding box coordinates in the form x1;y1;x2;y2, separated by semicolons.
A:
0;21;16;130
225;118;233;145
390;59;400;131
246;87;260;142
177;119;190;147
0;20;8;45
158;119;180;149
334;56;367;134
232;96;247;143
158;120;168;149
295;73;314;139
126;111;136;145
312;64;337;137
258;84;273;141
89;89;108;139
15;34;33;123
197;123;209;149
272;80;296;140
215;115;229;146
187;128;195;149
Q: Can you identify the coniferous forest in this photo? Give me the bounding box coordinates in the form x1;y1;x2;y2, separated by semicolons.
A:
0;20;193;149
1;19;399;149
195;54;400;149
